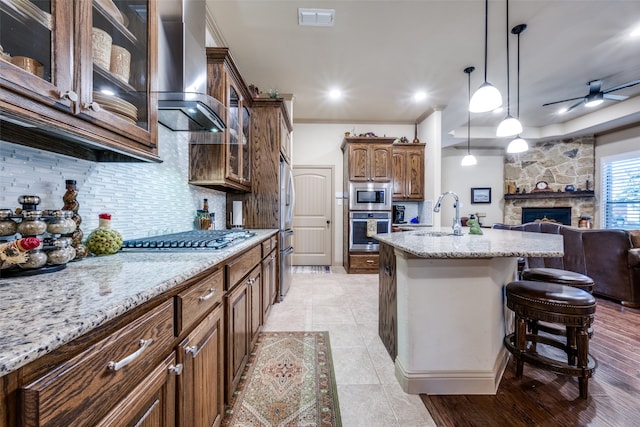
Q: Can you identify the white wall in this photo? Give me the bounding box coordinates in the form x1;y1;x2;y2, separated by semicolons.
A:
440;148;505;227
594;126;640;227
292;123;414;265
0;126;227;239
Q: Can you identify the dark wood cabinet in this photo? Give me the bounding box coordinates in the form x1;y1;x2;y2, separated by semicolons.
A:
262;248;278;322
378;242;397;360
247;265;262;350
224;278;249;401
346;141;393;182
178;305;224;427
189;48;252;192
0;0;159;162
96;352;178;427
21;300;175;427
3;236;277;426
392;144;425;201
232;97;292;231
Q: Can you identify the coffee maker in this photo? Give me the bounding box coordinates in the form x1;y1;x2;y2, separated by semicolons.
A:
393;205;405;224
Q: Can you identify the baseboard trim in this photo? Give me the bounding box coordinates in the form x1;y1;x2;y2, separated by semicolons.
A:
394;348;510;395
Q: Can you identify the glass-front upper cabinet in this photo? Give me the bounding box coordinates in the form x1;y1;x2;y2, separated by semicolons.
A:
0;0;75;110
226;84;241;182
86;0;155;142
0;0;158;159
241;104;251;183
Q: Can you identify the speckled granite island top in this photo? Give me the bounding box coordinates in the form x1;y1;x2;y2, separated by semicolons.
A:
0;229;277;377
375;227;563;258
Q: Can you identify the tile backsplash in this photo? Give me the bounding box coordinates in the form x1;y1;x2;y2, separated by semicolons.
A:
0;126;227;239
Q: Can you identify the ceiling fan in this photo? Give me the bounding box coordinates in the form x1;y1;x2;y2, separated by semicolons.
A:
542;79;640;112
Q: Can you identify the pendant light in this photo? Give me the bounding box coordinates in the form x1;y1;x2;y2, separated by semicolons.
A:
469;0;502;113
462;67;478;166
507;23;529;154
496;0;522;137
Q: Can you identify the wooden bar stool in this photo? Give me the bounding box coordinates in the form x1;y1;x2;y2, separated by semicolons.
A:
522;267;595;343
504;280;597;399
521;267;594;293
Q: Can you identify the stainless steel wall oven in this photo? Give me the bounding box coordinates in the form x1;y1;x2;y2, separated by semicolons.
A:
349;211;391;251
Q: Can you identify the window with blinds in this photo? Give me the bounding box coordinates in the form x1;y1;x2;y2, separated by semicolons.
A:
601;152;640;229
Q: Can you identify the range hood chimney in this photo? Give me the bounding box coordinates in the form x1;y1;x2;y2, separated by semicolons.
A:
157;0;225;136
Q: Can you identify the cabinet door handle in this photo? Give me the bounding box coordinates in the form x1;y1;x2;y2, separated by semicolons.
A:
84;101;101;112
60;90;78;102
107;339;153;371
384;266;392;276
198;288;217;301
168;363;183;375
185;345;198;356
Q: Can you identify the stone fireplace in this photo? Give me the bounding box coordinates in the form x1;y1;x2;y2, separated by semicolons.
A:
503;136;595;227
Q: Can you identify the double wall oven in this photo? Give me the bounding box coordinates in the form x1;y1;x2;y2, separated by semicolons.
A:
348;182;391;252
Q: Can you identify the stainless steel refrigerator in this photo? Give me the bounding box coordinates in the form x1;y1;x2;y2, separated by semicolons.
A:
279;157;295;300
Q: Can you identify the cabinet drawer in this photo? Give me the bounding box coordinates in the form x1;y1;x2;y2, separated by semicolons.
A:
226;245;261;290
175;268;224;334
261;235;277;256
21;300;174;427
350;254;380;270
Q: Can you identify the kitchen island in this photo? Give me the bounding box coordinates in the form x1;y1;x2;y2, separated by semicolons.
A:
374;227;563;395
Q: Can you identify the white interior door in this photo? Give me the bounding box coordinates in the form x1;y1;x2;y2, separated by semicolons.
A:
292;166;333;265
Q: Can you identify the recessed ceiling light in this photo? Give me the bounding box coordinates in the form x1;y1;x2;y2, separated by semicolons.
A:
329;89;341;99
414;91;426;101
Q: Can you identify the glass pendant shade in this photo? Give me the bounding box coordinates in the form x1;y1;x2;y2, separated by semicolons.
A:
461;154;477;166
496;114;523;137
469;82;502;113
506;136;528;153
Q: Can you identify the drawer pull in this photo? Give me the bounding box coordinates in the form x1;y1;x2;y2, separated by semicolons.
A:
366;259;375;264
168;363;183;375
185;345;198;356
198;288;217;301
107;339;153;371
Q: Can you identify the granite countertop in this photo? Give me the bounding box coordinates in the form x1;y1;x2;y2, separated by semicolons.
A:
375;227;563;259
0;229;277;377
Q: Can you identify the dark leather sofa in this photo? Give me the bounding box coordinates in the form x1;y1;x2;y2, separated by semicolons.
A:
493;222;640;307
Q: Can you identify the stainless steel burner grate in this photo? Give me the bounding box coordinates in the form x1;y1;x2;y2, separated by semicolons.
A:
121;230;256;251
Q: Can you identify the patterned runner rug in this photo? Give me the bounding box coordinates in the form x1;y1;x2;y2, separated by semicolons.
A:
222;331;341;427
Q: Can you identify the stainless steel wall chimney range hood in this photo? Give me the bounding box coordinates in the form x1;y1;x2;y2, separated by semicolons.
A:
157;0;225;136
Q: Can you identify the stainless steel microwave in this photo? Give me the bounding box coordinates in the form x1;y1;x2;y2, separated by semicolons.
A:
349;182;392;211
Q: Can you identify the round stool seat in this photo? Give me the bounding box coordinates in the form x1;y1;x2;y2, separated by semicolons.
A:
506;280;596;316
521;268;594;293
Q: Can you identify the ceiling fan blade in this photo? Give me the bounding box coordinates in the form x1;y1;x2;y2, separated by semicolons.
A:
588;80;603;95
603;93;628;101
603;79;640;93
566;99;585;112
542;96;585;107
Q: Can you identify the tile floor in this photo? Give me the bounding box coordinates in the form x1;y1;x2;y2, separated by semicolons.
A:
263;267;436;427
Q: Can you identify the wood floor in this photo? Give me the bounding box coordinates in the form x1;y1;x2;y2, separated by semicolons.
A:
421;297;640;427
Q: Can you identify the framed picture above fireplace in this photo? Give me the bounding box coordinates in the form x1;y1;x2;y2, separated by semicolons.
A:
471;187;491;204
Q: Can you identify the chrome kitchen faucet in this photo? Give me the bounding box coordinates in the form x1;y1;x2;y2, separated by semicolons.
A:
434;192;463;236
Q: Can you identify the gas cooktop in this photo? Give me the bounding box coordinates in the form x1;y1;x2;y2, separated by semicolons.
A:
121;229;256;251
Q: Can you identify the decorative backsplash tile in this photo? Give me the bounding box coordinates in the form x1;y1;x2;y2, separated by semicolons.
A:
0;127;227;239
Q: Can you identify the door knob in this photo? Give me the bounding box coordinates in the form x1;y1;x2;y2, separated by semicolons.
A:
326;220;331;224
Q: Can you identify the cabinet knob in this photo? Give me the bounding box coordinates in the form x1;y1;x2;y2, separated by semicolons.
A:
168;364;183;375
84;101;101;112
185;345;198;356
60;90;78;102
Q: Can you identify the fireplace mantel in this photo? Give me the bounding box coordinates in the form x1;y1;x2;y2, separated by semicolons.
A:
504;191;594;200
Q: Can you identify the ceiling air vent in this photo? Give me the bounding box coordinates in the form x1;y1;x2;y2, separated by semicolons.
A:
298;8;335;27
